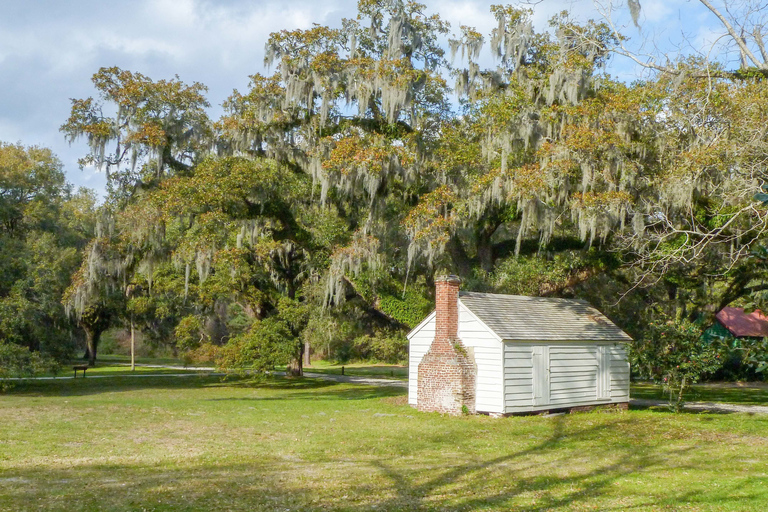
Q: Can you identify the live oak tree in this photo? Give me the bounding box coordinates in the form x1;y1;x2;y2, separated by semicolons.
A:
60;67;214;366
61;66;212;200
56;1;768;377
582;1;768;319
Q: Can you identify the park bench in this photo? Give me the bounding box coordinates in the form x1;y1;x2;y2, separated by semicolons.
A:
73;365;89;378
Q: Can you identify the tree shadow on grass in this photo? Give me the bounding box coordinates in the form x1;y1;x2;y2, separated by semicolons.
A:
2;414;762;511
207;380;405;402
364;415;711;511
2;374;227;397
631;402;768;415
3;374;406;402
0;460;320;512
632;383;768;406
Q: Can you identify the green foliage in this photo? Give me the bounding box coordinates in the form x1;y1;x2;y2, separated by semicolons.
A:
703;322;768;379
0;143;94;364
46;3;768;380
302;307;358;362
0;342;58;390
173;315;209;352
350;331;408;364
218;317;298;373
377;277;433;329
632;320;725;412
60;66;211;197
489;252;589;296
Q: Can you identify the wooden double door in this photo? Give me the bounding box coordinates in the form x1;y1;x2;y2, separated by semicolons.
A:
532;345;611;407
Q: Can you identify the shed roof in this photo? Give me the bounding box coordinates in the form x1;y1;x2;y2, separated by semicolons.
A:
459;291;632;342
715;307;768;338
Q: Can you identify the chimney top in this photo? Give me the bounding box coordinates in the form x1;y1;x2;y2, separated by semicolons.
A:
436;275;461;284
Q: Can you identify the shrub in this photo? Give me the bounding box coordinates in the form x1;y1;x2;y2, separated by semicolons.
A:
377;277;433;329
632;320;725;411
0;342;59;391
216;317;298;373
351;331;408;364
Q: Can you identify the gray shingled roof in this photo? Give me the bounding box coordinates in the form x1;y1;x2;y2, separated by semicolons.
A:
459;292;632;342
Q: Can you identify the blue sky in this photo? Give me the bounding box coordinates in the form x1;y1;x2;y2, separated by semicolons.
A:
0;0;736;197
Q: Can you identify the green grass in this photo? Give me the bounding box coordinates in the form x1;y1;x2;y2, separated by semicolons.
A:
1;376;767;511
98;354;210;367
303;360;407;379
631;382;768;406
63;365;208;377
33;361;211;379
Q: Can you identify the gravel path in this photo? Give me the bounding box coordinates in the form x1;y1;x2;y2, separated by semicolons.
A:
630;398;768;414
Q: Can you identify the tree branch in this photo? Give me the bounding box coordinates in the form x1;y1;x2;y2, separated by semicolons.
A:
698;0;766;69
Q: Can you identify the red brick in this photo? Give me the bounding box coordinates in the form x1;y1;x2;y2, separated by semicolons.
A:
417;276;476;416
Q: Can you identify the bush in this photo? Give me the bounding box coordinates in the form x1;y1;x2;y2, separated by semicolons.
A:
490;253;582;296
632;320;725;411
377;277;433;329
351;331;408;364
703;323;768;381
0;342;59;390
216;317;298;373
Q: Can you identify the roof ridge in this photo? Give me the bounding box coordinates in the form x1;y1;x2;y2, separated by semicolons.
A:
459;291;589;304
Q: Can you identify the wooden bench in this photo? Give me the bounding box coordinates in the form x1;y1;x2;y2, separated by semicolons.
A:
73;365;89;378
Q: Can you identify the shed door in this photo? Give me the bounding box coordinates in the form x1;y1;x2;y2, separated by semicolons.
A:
597;345;612;399
532;346;550;406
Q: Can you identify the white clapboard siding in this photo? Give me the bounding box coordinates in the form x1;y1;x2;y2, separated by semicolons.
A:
502;341;631;413
547;345;599;406
407;311;436;405
458;303;503;413
608;344;630;400
504;342;534;410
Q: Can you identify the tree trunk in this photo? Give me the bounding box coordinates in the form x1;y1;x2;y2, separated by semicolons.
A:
83;327;100;367
477;232;494;272
447;235;472;276
303;340;311;367
130;318;136;372
475;214;503;272
286;343;304;376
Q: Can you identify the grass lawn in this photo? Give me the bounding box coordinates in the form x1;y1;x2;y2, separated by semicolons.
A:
1;376;767;511
631;382;768;406
35;362;211;379
304;360;407;379
97;354;209;367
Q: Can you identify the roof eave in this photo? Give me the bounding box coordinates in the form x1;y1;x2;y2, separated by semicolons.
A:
501;336;633;343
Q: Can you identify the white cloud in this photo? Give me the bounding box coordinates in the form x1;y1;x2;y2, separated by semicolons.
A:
634;0;673;24
0;0;746;198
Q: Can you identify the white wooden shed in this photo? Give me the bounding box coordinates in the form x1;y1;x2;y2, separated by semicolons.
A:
408;279;631;415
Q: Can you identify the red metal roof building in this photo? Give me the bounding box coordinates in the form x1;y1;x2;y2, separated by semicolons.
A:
715;307;768;338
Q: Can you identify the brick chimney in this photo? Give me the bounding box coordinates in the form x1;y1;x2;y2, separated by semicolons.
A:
434;275;460;347
416;275;476;415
